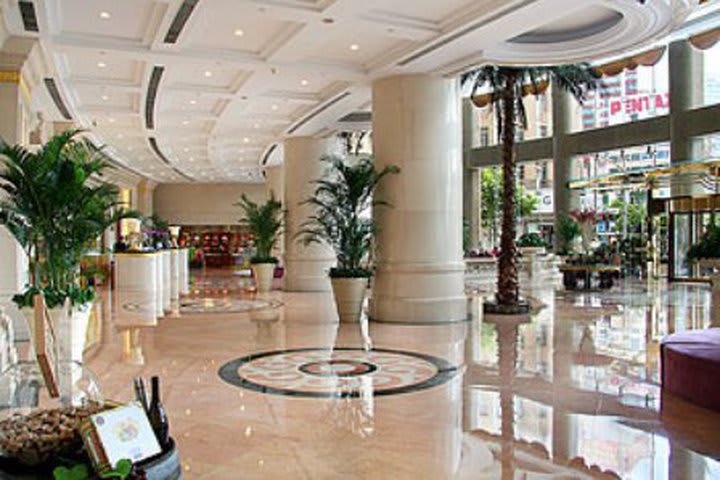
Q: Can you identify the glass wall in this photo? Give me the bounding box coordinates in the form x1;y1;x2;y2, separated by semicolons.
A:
571;52;669;132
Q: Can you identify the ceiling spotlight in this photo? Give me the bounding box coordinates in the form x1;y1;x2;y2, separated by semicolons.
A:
101;94;109;101
254;123;260;129
108;118;116;123
234;29;244;36
189;157;195;162
271;104;279;111
189;99;197;105
243;137;250;143
350;44;359;51
300;79;309;86
182;120;189;125
184;147;190;152
204;70;213;78
117;133;124;139
97;61;107;68
99;11;111;19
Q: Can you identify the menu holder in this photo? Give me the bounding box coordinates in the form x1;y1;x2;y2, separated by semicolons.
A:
32;293;59;398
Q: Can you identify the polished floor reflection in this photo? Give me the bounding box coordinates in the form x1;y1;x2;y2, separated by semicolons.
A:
84;270;720;479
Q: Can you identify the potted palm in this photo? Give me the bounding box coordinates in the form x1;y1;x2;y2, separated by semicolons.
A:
236;193;283;293
0;130;134;362
297;154;399;323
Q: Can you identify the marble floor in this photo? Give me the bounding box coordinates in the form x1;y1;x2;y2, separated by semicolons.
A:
81;269;720;479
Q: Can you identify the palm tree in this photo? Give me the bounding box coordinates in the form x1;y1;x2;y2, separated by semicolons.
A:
462;65;599;309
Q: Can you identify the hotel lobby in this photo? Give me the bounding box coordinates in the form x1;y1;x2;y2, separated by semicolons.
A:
1;1;720;479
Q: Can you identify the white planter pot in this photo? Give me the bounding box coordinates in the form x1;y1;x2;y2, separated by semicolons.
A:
518;246;546;256
252;263;276;293
22;302;92;364
331;277;369;323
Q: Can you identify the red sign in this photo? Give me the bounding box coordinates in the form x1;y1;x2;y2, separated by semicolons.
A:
609;93;669;116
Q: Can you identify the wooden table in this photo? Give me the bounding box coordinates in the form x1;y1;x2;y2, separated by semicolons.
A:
559;264;621;290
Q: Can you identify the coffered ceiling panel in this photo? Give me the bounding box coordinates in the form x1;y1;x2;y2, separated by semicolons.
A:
1;0;698;184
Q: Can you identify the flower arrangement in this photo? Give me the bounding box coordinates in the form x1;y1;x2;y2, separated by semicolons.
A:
569;209;612;253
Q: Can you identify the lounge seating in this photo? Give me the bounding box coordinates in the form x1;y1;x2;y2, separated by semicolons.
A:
661;328;720;412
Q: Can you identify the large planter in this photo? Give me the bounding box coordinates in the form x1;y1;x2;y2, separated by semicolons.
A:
22;302;92;364
252;263;275;293
331;277;368;323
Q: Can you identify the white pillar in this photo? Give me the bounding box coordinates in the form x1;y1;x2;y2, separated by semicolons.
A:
283;137;336;292
265;165;285;265
0;66;29;300
370;74;466;323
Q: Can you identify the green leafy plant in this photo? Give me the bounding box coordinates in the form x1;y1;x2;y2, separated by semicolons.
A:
53;459;133;480
463;65;599;306
517;232;545;248
296;154;399;278
557;214;581;255
236;193;283;264
688;223;720;260
0;130;136;309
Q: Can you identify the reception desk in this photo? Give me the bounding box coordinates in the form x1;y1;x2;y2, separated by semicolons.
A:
114;252;161;320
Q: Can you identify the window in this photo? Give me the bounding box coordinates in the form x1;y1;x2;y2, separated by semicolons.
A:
480;126;490;147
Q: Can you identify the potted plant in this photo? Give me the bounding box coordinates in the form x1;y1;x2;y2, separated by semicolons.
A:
688;223;720;273
0;130;134;362
236;193;283;293
297;154;399;323
517;232;546;256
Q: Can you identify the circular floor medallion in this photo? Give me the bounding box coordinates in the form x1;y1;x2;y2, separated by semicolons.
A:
218;348;458;398
179;297;283;314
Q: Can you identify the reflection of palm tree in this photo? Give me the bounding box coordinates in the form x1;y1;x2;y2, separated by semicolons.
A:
487;315;530;479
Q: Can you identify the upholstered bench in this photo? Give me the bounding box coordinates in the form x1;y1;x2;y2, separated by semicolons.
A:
661;328;720;412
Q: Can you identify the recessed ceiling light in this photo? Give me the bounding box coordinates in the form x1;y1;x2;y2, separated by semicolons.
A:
189;157;195;162
243;137;250;143
271;104;279;111
99;11;111;19
97;61;107;68
117;133;124;139
300;79;309;86
101;94;109;101
108;118;115;123
189;99;197;105
234;29;244;36
204;70;213;78
254;123;260;129
128;146;134;151
350;44;359;51
182;120;189;125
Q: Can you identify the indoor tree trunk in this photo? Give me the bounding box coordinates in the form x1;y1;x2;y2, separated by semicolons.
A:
496;75;519;306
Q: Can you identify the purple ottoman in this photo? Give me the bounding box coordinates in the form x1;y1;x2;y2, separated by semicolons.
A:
661;328;720;412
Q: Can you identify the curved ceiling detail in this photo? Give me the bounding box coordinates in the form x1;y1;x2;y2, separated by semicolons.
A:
485;0;695;64
509;7;624;44
0;0;700;184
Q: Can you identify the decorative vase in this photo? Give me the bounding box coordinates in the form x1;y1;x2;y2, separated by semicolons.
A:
252;263;275;293
331;277;369;323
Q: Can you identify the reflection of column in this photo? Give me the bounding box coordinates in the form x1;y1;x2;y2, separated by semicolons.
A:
370;74;466;323
669;440;703;480
283;137;336;292
552;314;574;462
552;82;579;253
264;165;285;265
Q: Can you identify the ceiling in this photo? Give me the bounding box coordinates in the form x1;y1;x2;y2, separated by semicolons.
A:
0;0;698;184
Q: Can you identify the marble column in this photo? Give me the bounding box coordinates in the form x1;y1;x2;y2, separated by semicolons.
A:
283;137;336;292
265;165;285;265
669;39;703;197
370;74;466;323
552;81;579;253
0;64;29;300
